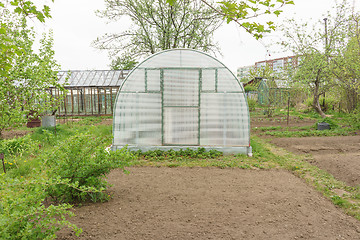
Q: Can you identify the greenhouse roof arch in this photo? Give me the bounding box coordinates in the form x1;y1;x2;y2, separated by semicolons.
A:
112;49;251;155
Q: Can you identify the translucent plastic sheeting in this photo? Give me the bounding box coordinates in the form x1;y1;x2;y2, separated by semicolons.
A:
113;49;250;154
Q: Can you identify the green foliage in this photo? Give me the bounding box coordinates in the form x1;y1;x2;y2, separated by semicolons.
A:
214;0;294;39
0;118;132;238
280;1;360;116
247;98;257;111
317;117;338;129
110;56;138;70
348;112;360;129
244;85;257;92
331;195;349;207
304;96;338;112
0;135;39;158
95;0;222;63
0;9;64;138
44;133;133;203
0;135;39;172
0;0;53;23
134;147;223;161
0;173;81;240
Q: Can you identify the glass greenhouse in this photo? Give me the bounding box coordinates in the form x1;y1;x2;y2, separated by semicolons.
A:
112;49;251;155
48;70;129;116
257;79;290;106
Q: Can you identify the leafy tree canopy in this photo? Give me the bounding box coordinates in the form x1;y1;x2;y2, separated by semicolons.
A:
279;0;359;116
167;0;295;39
0;1;63;137
94;0;223;64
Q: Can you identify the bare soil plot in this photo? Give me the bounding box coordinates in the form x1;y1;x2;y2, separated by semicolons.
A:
57;167;360;240
1;129;32;139
251;115;316;128
271;136;360;187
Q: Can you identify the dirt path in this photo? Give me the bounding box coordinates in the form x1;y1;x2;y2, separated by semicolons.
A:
57;167;360;240
271;136;360;187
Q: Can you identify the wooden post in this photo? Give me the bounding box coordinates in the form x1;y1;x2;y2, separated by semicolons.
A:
1;153;5;174
71;89;74;115
97;88;101;115
64;90;67;118
287;96;290;126
83;87;86;115
90;88;93;115
104;88;107;115
77;88;80;115
110;87;113;114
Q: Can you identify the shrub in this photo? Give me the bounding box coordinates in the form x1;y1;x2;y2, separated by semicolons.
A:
317;117;339;129
0;173;81;240
304;96;338;112
244;85;257;92
0;135;39;157
44;133;133;203
0;135;40;173
135;147;223;161
347;112;360;129
247;98;257;111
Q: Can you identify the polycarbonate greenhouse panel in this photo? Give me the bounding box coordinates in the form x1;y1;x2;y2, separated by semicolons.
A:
112;49;251;155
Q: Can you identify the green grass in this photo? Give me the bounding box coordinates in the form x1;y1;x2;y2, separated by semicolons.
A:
261;128;357;137
1;119;113;178
125;144;275;169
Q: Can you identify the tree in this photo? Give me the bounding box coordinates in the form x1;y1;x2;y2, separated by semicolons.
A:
110;55;138;70
331;13;360;112
0;2;64;138
278;2;353;118
167;0;295;39
94;0;223;62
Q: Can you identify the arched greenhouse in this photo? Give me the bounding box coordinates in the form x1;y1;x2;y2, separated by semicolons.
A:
112;49;251;155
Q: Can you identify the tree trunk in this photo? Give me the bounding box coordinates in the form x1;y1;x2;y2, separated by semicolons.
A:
313;80;327;118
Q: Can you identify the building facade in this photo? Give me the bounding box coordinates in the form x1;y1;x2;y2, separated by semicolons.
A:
255;55;299;73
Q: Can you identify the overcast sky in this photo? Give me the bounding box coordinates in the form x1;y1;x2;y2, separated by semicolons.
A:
36;0;360;73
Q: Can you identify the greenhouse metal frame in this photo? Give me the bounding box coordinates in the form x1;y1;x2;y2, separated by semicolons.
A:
112;49;251;155
48;70;129;116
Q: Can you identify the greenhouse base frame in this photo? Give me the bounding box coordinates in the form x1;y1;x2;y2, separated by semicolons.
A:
111;145;252;156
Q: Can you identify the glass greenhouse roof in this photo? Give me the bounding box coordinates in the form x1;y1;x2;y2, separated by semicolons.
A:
57;70;130;87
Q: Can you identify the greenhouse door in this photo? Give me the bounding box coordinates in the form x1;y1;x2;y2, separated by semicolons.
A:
162;69;200;146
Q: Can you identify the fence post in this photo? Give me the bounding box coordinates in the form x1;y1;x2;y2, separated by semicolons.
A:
287;96;290;126
1;153;5;173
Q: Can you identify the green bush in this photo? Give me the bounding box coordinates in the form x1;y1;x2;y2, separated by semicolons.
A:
244;85;257;92
317;117;339;129
348;112;360;129
0;135;39;158
247;98;257;111
134;147;223;161
304;96;338;112
0;135;40;173
0;174;81;240
44;133;133;203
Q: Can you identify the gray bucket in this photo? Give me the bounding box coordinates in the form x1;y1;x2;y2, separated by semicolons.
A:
317;122;330;130
42;115;56;127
